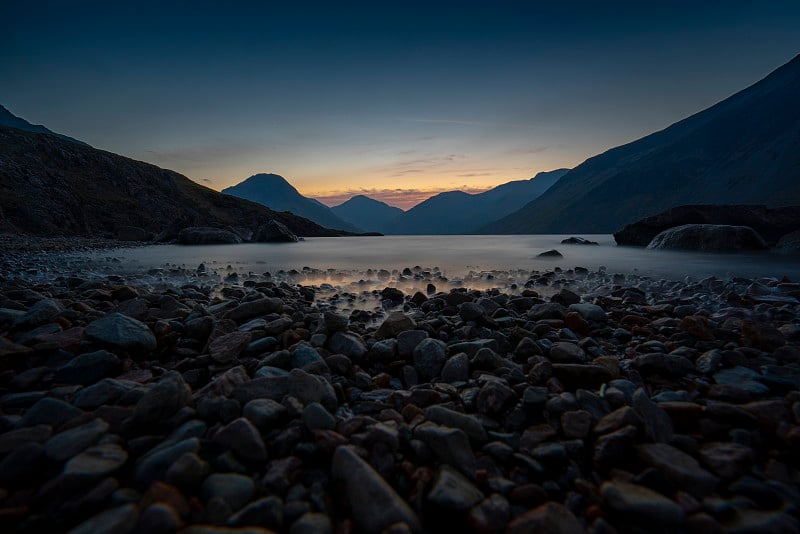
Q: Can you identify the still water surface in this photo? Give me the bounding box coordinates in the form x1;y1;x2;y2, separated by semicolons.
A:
91;235;800;282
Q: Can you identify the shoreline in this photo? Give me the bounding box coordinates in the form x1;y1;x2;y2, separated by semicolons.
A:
0;258;798;532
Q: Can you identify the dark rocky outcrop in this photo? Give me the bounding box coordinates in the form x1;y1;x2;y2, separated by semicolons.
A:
116;226;151;242
646;224;767;252
537;249;563;258
776;229;800;254
561;236;598;245
177;227;242;245
614;205;800;247
0;127;345;239
254;220;298;243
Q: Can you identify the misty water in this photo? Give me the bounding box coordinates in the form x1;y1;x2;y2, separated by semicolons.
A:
75;234;800;285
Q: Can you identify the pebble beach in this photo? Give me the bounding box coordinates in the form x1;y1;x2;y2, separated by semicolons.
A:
0;237;799;533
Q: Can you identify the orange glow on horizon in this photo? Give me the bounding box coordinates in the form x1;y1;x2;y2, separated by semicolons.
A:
307;185;496;210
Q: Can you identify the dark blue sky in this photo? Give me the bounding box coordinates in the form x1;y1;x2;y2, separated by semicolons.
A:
2;1;799;208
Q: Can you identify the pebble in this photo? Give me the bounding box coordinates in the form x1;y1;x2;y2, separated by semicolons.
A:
213;418;267;463
54;350;121;385
0;256;797;533
506;502;583;534
412;338;448;380
637;442;719;497
84;312;157;354
331;445;421;532
64;443;128;479
601;480;685;525
427;464;484;511
209;331;252;363
18;397;83;428
201;473;255;512
302;402;336;431
415;423;476;475
67;503;139;534
44;418;109;461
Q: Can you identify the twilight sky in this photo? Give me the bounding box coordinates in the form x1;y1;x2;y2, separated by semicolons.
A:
2;1;799;209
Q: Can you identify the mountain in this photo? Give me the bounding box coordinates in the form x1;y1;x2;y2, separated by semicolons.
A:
0;127;342;238
330;195;405;234
481;54;800;234
222;174;363;233
387;169;569;234
0;104;90;146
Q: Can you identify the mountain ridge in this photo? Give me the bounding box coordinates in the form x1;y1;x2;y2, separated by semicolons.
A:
222;174;363;233
481;54;800;234
386;169;569;234
330;195;404;234
0;104;90;147
0;127;343;238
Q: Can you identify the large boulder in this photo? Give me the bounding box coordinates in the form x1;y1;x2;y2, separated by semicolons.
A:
254;220;298;243
776;229;800;254
646;224;767;252
177;227;242;245
116;226;150;241
614;205;800;247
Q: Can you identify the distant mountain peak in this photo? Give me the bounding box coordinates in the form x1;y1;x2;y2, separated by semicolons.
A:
0;104;90;146
223;173;363;233
330;194;405;233
237;173;299;191
384;168;569;234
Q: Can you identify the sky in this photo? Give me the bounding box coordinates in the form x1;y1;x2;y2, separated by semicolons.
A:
2;1;799;210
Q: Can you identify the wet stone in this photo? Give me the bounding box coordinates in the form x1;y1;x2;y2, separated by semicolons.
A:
44;418;109;462
441;353;470;383
209;331;252;363
303;402;336;431
637;442;719;497
54;350;120;385
85;312;157;354
331;445;421;533
243;398;287;430
18;397;83;429
213;417;267;463
412;338;447;381
64;443;128;479
428;464;484;511
601;480;685;526
201;473;256;512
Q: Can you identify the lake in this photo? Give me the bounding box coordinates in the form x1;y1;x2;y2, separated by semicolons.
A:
78;234;800;284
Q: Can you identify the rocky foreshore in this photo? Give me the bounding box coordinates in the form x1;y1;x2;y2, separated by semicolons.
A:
0;259;799;533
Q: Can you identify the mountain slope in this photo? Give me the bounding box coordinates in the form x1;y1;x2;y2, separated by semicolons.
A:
0;127;342;238
481;54;800;234
0;105;89;147
330;195;404;234
222;174;362;232
387;169;568;234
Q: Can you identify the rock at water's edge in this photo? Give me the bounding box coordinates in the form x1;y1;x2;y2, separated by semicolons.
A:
646;224;766;252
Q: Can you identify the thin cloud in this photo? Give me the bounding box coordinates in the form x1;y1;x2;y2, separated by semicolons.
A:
146;142;267;165
505;145;550;156
403;118;481;126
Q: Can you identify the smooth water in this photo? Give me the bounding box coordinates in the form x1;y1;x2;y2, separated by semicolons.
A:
87;235;800;282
